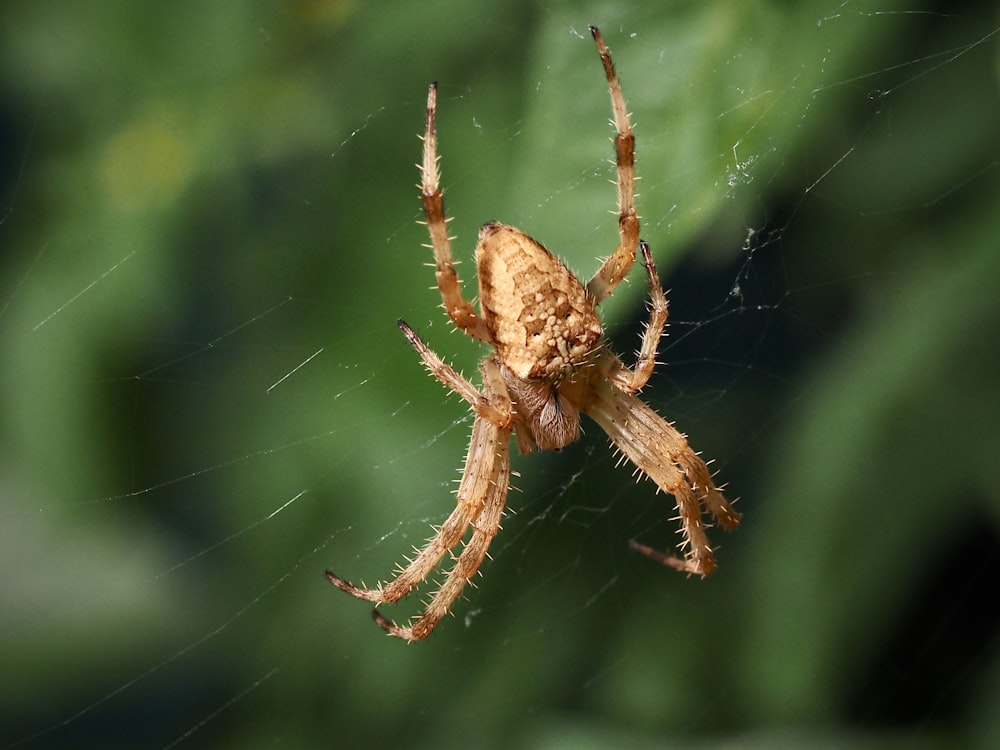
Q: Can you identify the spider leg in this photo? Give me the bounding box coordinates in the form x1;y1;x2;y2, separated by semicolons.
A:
420;83;493;343
326;354;513;640
585;379;739;576
324;473;482;604
606;241;669;394
373;419;510;640
398;320;513;426
586;26;640;304
674;448;741;530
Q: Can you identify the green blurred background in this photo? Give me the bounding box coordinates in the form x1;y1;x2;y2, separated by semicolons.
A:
2;1;998;748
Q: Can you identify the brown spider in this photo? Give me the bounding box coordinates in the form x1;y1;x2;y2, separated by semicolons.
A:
327;26;740;641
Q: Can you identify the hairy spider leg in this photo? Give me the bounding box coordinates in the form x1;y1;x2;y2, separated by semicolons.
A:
585;240;737;572
585;378;738;576
397;320;512;427
605;241;669;394
326;330;514;640
420;83;493;343
374;409;510;640
587;25;641;304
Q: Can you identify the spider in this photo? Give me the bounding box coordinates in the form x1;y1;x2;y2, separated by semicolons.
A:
327;26;740;641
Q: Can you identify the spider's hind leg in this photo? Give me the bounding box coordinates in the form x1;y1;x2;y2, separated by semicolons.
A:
419;83;493;343
587;26;640;304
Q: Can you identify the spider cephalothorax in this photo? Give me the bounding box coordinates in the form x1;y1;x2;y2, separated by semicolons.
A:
327;27;740;641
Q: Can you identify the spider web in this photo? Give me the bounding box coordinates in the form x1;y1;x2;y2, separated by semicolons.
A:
2;1;999;748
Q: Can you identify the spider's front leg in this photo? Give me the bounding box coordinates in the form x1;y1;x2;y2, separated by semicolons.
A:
326;400;511;640
585;378;739;576
326;327;515;640
375;408;511;640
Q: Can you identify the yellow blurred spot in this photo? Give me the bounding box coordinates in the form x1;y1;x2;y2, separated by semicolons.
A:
99;115;193;212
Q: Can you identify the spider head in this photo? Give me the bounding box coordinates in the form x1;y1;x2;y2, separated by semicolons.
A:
475;222;603;380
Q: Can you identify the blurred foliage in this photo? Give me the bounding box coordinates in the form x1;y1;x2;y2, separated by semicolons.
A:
1;0;998;749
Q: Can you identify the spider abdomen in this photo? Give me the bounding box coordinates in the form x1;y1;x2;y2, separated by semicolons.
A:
476;221;602;380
